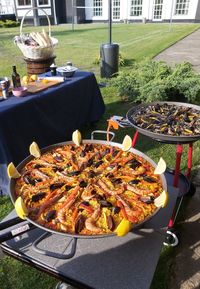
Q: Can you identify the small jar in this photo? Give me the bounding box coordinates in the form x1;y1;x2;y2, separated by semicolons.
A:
50;63;57;76
0;80;8;99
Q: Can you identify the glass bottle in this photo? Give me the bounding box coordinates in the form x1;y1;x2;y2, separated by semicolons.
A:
12;66;21;88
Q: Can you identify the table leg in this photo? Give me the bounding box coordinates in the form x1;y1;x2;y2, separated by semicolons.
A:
186;143;193;178
132;131;139;148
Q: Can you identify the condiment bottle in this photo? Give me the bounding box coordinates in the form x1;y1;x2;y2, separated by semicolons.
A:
12;66;21;88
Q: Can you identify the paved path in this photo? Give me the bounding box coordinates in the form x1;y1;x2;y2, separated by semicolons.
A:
154;28;200;289
154;28;200;73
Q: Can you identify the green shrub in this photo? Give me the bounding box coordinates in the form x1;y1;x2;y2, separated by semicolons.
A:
110;59;200;104
0;20;20;28
93;52;126;67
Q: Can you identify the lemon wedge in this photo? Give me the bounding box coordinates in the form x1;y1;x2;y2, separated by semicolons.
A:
72;129;82;146
122;135;132;151
41;78;49;84
154;157;166;175
154;190;169;208
7;162;21;179
115;218;133;237
29;141;41;158
14;196;28;219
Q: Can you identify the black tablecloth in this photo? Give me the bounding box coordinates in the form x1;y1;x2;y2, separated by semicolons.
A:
0;71;105;195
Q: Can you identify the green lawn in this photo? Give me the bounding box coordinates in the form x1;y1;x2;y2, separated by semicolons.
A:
0;23;200;289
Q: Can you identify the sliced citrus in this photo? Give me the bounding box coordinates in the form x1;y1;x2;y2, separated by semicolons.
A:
14;196;28;219
41;78;49;84
7;162;21;179
154;190;169;208
122;135;132;151
72;129;82;146
29;141;41;158
154;157;166;175
115;218;132;237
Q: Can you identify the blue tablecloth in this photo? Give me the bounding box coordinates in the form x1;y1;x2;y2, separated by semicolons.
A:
0;71;105;195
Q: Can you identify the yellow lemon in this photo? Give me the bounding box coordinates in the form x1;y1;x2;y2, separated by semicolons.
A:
30;74;38;82
22;75;29;85
72;129;82;146
115;218;132;237
154;190;169;208
14;196;28;219
122;135;132;151
41;78;49;84
29;141;41;158
7;162;21;179
154;157;167;175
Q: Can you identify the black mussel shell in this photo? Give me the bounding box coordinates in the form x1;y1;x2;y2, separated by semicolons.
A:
88;170;96;178
44;210;56;222
99;200;112;207
112;206;121;214
31;192;46;202
107;215;115;231
143;176;157;183
67;171;80;176
112;178;122;184
129;179;140;185
75;215;85;234
50;182;65;191
101;148;110;157
128;159;141;169
140;196;154;204
23;174;36;186
54;155;63;162
93;160;103;168
79;180;87;188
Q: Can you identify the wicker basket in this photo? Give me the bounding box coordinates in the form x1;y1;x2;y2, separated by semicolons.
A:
16;8;58;60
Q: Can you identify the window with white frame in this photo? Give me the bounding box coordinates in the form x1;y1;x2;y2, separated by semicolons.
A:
37;0;50;6
93;0;102;17
17;0;31;5
153;0;163;19
130;0;143;17
175;0;190;15
113;0;120;20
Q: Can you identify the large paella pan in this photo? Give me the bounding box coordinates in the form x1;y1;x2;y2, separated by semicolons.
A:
8;132;167;239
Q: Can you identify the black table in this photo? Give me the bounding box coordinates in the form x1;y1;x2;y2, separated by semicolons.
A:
0;185;178;289
0;71;105;195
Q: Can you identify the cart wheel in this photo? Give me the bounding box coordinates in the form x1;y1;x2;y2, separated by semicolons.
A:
55;282;78;289
186;182;196;197
163;229;179;247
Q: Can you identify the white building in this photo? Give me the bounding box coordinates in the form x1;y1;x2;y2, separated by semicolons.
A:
1;0;200;24
85;0;200;23
0;0;14;15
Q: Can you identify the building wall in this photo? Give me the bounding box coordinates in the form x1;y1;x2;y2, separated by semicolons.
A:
85;0;200;22
0;0;15;14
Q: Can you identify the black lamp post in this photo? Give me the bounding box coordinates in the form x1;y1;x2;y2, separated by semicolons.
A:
100;0;119;78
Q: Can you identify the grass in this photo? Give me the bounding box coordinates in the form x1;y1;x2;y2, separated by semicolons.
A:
0;22;200;289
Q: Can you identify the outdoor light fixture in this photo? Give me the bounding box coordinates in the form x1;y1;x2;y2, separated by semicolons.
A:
100;0;119;78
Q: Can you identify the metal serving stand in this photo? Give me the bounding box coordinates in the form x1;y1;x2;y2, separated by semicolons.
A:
0;185;178;289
